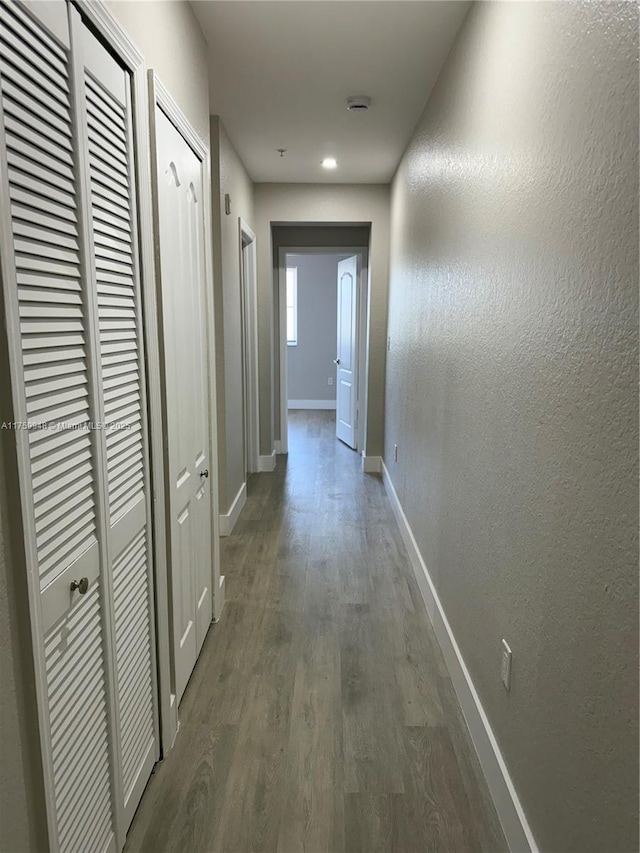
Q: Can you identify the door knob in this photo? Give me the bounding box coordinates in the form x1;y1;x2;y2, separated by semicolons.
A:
334;358;341;365
199;469;209;479
70;577;89;595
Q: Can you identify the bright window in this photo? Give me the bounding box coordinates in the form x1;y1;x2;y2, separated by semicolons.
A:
286;267;297;346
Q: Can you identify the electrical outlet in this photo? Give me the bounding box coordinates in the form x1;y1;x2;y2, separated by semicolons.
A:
328;377;333;386
501;639;512;692
394;443;398;462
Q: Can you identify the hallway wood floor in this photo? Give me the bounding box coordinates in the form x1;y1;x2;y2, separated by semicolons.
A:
125;411;506;853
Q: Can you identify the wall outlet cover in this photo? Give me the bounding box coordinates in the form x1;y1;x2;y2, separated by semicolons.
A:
501;639;512;692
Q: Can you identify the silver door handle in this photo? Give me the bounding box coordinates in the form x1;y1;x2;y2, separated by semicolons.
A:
334;358;341;365
70;577;89;595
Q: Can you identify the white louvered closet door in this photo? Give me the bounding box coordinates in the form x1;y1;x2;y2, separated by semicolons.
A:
73;11;159;831
0;2;158;850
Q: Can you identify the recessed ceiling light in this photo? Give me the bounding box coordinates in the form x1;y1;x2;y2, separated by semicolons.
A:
321;157;338;169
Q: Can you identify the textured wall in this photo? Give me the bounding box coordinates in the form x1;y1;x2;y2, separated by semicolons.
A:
106;0;210;147
211;117;255;513
254;185;390;455
384;3;639;851
287;254;343;403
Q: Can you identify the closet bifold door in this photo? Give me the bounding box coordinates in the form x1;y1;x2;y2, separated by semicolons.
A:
71;9;159;833
0;2;158;851
0;2;119;852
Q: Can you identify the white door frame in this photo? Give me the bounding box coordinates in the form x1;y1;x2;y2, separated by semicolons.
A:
147;73;222;749
277;246;368;456
239;219;259;474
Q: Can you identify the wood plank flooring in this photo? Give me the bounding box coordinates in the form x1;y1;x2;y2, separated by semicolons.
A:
125;411;507;853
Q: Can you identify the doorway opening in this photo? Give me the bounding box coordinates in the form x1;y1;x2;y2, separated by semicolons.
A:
277;243;369;456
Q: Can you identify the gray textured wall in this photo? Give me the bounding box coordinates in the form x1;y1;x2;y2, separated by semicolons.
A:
287;254;345;404
106;0;210;146
384;2;639;851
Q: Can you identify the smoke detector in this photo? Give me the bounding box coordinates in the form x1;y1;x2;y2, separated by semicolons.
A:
346;96;372;112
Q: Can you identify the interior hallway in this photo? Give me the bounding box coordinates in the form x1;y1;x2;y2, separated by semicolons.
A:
125;411;506;852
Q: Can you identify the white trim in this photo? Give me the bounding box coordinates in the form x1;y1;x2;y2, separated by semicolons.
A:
214;574;225;622
288;399;337;410
381;461;539;853
239;219;260;474
219;482;247;537
274;440;284;454
277;251;289;455
361;454;382;474
259;451;277;472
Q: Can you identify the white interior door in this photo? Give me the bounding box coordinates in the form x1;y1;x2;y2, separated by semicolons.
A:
335;255;359;449
154;107;212;704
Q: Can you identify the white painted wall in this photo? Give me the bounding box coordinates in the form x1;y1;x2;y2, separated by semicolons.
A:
287;253;345;405
384;3;638;851
211;117;255;514
254;184;390;456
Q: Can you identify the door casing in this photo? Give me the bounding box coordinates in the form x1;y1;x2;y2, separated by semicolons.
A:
147;71;223;743
239;219;259;475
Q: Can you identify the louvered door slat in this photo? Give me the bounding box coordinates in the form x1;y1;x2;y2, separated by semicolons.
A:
0;65;70;127
7;134;75;181
0;1;66;60
82;22;157;827
0;46;70;109
112;530;155;798
1;6;98;593
3;102;73;155
45;585;113;853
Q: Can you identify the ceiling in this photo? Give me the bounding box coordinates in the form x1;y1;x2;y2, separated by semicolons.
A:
191;1;471;184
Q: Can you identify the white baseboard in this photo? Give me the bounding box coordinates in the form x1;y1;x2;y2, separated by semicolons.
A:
219;481;246;537
288;399;336;410
362;453;382;474
259;450;276;472
381;461;538;853
213;574;225;622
